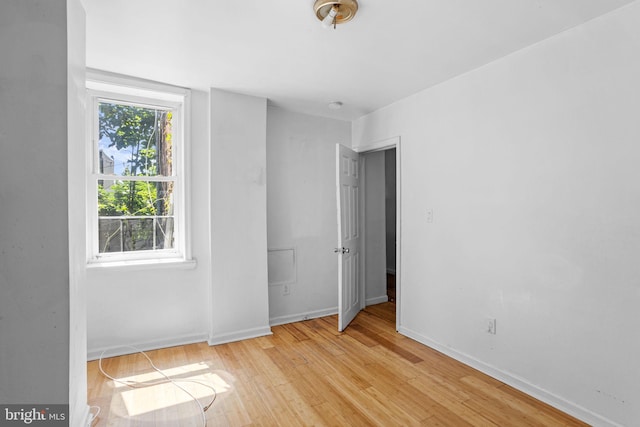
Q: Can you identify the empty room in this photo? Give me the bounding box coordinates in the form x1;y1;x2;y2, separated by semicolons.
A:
1;0;639;426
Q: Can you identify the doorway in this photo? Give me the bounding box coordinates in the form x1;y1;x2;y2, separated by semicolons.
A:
336;137;401;332
363;147;397;319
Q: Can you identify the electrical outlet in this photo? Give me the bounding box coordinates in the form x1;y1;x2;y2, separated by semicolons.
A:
486;318;496;335
282;284;290;296
427;209;434;223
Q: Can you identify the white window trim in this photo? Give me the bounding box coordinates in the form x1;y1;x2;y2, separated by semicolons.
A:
85;70;193;267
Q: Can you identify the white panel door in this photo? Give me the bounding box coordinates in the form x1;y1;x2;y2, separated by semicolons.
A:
336;144;362;331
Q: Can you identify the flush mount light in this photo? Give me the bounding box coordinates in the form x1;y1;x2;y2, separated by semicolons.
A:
314;0;358;29
328;101;343;110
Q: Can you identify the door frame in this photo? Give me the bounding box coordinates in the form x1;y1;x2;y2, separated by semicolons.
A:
356;136;401;331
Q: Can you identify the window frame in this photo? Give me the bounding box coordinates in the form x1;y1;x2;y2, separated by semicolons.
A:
86;72;192;266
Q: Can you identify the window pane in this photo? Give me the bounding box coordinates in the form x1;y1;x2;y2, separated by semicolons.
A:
121;218;154;252
97;102;173;177
98;180;174;217
155;217;175;250
97;180;175;254
98;218;123;253
98;217;176;253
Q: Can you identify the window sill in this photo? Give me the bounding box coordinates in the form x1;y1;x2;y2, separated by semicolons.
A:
87;257;197;271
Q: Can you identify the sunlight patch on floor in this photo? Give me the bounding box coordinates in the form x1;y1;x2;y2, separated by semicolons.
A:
111;362;214;388
106;363;233;420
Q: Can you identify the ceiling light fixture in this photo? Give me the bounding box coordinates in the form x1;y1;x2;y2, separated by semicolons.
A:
314;0;358;29
328;101;343;110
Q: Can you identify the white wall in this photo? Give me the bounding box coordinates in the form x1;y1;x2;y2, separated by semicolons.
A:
363;151;388;305
0;0;70;406
266;106;351;324
353;3;640;426
67;0;89;424
209;89;271;343
86;89;211;359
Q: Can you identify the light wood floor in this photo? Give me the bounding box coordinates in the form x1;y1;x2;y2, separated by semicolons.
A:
88;303;587;426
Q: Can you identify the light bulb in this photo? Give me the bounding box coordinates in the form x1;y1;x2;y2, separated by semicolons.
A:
321;6;338;29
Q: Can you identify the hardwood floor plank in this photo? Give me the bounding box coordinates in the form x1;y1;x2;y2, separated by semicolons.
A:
272;381;326;426
461;375;570;427
316;315;340;334
495;383;590;427
408;383;500;427
271;324;304;347
363;301;396;323
365;331;424;364
421;412;476;427
250;380;303;427
88;303;589;427
336;359;435;422
294;320;347;357
281;322;311;342
342;324;380;348
286;371;327;408
325;373;409;427
361;385;424;426
239;340;290;388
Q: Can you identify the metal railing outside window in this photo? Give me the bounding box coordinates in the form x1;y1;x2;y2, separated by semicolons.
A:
98;215;175;253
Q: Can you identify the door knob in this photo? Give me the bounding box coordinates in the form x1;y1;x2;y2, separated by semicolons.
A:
334;247;350;254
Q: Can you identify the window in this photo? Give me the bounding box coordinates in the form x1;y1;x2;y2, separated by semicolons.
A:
86;73;190;265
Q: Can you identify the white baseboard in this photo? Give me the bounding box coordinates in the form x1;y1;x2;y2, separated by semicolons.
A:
398;326;623;427
366;295;389;306
270;307;338;326
208;325;272;346
87;333;208;361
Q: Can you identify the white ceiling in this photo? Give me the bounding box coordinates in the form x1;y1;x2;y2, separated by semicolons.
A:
85;0;635;121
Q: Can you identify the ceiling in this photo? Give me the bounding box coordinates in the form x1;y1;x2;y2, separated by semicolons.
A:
85;0;635;121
